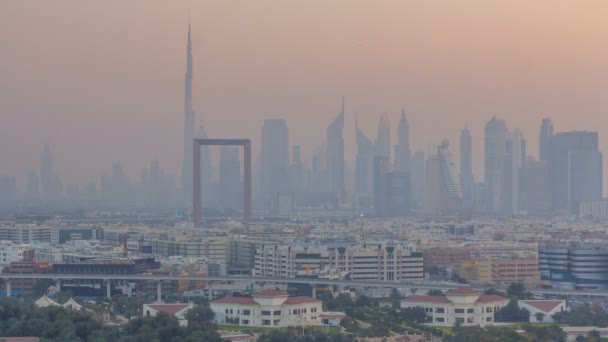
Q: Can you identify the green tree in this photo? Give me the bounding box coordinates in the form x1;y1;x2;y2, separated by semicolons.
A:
426;289;444;296
506;282;532;300
535;312;545;322
32;279;54;298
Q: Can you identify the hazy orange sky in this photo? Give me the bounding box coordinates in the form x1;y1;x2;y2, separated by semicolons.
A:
1;1;608;191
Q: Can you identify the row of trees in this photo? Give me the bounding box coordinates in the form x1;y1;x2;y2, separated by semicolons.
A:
0;297;223;342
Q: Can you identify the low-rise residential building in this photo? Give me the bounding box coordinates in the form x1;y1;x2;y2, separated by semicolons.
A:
211;289;322;327
400;288;509;326
517;300;566;323
143;303;194;326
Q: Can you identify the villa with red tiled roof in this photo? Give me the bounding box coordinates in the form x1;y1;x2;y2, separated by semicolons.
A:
210;289;323;327
401;288;509;326
518;300;567;323
143;303;194;326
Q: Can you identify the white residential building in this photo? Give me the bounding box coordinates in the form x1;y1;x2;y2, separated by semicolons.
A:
401;288;509;326
254;242;423;282
211;289;323;327
0;240;23;267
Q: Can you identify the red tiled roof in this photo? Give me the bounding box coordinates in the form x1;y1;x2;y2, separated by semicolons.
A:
212;296;257;305
446;288;479;296
521;300;564;313
253;289;288;298
283;296;319;305
146;304;191;315
476;294;509;303
402;295;451;304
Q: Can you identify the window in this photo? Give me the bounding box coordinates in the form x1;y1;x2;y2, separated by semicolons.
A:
242;310;251;316
303;309;307;313
455;318;465;324
273;310;281;315
467;308;474;313
230;309;234;314
311;307;317;313
262;320;271;326
436;317;445;323
225;309;229;314
435;308;445;313
261;311;271;316
486;317;492;322
486;307;493;313
241;319;250;325
273;319;280;325
455;309;465;314
293;309;299;314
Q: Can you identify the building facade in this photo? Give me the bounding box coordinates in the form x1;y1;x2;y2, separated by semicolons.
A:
401;288;509;326
211;289;322;327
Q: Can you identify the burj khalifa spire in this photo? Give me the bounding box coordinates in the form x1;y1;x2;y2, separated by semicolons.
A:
182;18;195;201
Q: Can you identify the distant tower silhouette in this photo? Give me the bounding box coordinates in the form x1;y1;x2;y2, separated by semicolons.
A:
182;18;196;202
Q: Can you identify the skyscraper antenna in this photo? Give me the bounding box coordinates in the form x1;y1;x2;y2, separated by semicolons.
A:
342;96;345;115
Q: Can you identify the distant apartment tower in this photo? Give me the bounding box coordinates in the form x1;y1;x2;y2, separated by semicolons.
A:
182;22;196;201
548;131;603;214
395;109;412;172
375;114;391;162
520;158;551;215
326;100;345;201
410;150;426;211
355;115;374;205
484;117;508;214
459;126;474;210
425;140;463;218
260;119;290;208
539;118;553;162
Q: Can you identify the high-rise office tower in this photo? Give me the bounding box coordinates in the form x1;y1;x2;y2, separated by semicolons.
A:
520;157;551;215
355;114;374;203
373;156;389;217
326;100;345;201
261;119;290;207
539;118;553;162
411;149;426;210
459;126;474;210
375;114;391;162
484;117;508;213
182;21;196;201
395;109;411;172
289;145;305;195
502;129;524;214
425;140;462;218
219;146;242;210
549;131;603;213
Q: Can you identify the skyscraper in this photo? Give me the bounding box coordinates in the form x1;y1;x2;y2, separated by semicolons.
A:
484;117;508;213
459;126;474;210
375;114;391;162
326;100;345;201
395;109;411;172
182;21;196;202
549;131;603;213
539;118;553;162
411;149;426;210
260;119;290;207
355;114;374;204
502;129;524;214
425;140;462;218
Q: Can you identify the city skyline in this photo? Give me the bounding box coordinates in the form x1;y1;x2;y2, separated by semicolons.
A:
2;1;608;192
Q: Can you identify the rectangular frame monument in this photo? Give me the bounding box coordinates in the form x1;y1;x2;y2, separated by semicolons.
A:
193;139;251;227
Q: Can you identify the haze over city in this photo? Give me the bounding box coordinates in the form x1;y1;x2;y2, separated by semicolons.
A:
2;0;608;190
